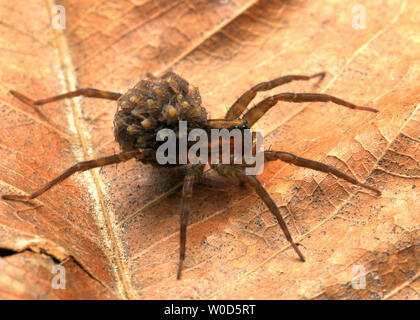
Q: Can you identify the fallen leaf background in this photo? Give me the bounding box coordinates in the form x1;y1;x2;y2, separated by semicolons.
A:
0;0;418;299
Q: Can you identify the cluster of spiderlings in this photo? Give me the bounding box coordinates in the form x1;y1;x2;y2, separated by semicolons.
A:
113;71;207;160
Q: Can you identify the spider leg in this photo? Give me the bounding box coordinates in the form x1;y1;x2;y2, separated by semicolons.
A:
243;92;379;127
212;164;305;261
1;149;155;201
177;164;205;279
10;88;122;107
264;151;381;195
225;72;325;120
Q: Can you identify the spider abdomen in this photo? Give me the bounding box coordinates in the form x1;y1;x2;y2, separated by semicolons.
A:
113;72;207;162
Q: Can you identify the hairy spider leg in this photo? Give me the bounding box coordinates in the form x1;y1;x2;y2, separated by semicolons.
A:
264;151;381;195
1;149;155;201
243;92;378;127
213;164;305;261
177;164;205;279
10;88;122;106
224;72;326;120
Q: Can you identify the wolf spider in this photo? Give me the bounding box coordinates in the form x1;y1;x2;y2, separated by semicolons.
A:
2;71;381;279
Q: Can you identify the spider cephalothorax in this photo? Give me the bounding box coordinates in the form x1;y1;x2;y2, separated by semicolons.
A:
3;70;381;279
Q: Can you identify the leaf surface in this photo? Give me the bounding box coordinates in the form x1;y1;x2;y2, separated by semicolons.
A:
0;0;418;299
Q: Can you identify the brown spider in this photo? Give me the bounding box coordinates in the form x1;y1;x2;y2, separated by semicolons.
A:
2;71;381;279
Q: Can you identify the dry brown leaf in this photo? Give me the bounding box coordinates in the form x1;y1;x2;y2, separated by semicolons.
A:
0;0;419;299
